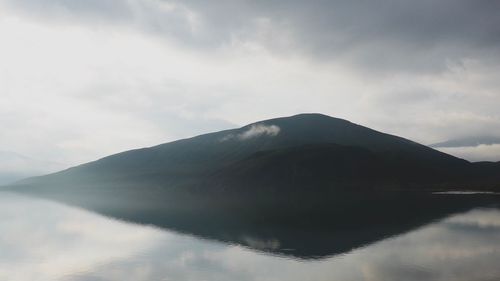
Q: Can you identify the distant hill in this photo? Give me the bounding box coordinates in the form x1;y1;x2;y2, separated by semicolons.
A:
0;151;63;185
430;136;500;148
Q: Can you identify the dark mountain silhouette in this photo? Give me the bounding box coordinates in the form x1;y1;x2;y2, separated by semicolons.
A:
11;114;500;189
12;113;499;193
4;113;500;258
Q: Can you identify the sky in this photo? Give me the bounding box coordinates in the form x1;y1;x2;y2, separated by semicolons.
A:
1;0;500;176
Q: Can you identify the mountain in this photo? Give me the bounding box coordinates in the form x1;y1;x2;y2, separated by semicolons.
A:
5;113;500;258
6;113;500;215
11;113;499;193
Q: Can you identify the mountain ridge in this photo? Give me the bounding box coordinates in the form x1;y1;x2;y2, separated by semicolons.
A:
11;113;500;193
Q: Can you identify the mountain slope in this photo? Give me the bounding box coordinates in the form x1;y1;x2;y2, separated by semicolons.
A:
15;113;478;191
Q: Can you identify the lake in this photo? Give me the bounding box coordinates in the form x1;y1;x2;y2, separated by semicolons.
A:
1;192;500;281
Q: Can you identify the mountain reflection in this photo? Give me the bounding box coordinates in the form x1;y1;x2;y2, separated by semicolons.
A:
1;192;500;281
15;188;497;259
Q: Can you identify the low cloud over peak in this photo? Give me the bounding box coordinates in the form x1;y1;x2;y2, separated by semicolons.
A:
221;124;280;142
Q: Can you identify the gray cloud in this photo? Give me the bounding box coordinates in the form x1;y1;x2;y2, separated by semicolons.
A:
4;0;500;73
431;136;500;148
436;145;500;162
1;0;500;164
1;0;202;46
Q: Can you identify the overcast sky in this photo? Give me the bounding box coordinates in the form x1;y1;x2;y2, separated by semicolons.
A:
1;0;500;172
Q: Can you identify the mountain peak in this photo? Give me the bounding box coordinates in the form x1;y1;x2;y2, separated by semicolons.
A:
286;112;344;120
255;113;351;126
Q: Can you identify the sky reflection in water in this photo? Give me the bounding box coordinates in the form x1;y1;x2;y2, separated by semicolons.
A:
1;193;499;281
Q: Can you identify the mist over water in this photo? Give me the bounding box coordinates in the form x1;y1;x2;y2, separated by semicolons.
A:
1;192;500;281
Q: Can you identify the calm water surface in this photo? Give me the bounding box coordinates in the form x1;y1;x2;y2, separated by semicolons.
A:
1;192;500;281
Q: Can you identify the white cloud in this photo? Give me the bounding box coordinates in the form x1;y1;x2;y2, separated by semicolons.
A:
238;124;280;140
221;124;280;141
